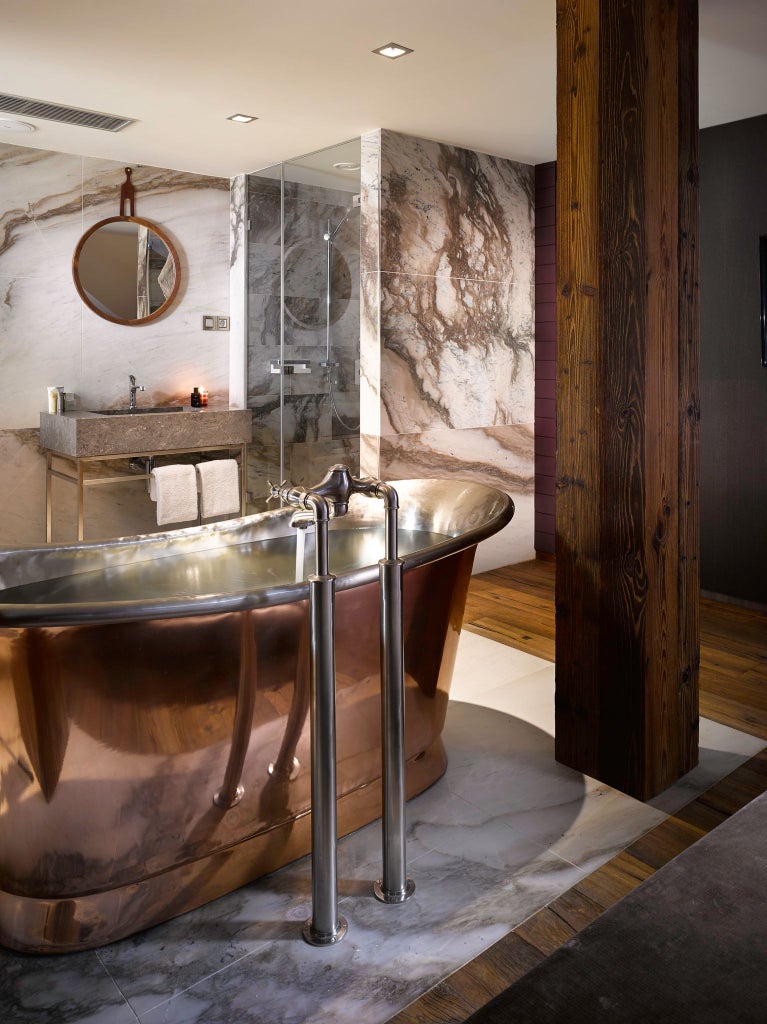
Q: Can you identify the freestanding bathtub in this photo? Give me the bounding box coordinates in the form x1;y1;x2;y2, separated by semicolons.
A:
0;478;513;953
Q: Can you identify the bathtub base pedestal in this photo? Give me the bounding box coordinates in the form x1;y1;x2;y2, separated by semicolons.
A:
0;738;448;955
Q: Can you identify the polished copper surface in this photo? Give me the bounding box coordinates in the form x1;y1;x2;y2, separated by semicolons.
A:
0;479;512;952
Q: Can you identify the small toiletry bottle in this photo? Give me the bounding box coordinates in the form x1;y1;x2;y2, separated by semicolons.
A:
47;387;58;414
56;387;66;415
190;387;201;408
200;388;208;407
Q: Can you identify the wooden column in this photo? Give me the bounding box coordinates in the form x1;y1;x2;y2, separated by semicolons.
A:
555;0;700;799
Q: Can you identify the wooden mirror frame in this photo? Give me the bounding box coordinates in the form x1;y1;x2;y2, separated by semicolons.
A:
72;215;181;326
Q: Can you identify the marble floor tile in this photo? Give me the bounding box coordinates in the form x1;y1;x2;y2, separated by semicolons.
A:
449;639;547;701
137;845;587;1024
0;946;138;1024
4;631;764;1024
456;631;766;811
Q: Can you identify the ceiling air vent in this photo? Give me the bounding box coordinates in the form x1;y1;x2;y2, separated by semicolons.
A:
0;93;135;133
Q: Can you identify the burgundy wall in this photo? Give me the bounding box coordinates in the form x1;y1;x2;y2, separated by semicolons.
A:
534;161;557;555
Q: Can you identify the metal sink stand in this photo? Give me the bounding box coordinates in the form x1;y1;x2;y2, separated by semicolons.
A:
270;465;415;947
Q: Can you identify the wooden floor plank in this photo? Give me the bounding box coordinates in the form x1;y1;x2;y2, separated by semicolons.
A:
571;851;655;909
466;930;546;987
547;887;606;933
386;982;477;1024
673;796;730;834
624;815;706;870
512;906;578;956
443;932;545;1010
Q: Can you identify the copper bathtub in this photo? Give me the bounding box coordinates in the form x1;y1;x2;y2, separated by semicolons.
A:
0;478;513;953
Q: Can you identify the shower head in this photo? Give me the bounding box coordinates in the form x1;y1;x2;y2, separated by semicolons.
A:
326;201;360;243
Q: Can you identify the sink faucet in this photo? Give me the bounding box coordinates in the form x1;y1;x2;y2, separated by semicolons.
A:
128;374;145;411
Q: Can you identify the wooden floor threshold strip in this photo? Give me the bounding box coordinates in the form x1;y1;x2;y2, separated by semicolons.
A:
384;747;767;1024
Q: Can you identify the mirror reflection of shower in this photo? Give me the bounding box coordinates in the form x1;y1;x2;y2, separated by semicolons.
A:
323;194;361;433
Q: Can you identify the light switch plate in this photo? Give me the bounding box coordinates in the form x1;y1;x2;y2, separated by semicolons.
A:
202;315;216;330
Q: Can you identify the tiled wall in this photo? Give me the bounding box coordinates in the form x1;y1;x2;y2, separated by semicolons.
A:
0;142;231;544
360;130;536;570
245;173;360;506
534;162;557;556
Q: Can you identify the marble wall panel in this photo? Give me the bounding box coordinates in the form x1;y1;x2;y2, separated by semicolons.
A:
0;430;47;547
0;143;231;430
1;147;86;429
380;274;534;433
378;130;534;281
376;424;534;496
371;425;535;570
0;142;232;545
375;131;534;437
359;131;535;570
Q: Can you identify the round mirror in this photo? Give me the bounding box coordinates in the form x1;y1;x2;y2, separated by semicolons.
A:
72;216;180;325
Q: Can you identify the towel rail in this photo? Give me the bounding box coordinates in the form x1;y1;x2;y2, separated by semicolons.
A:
44;443;248;543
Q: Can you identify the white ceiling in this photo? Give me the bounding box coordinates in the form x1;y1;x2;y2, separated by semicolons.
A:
2;0;767;179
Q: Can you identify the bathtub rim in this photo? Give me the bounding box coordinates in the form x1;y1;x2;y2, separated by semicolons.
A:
0;477;514;628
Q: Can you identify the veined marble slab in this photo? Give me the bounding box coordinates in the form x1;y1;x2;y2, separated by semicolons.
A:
362;131;535;438
358;131;535;570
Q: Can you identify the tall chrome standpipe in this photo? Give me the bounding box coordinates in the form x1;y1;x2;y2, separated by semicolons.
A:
270;480;347;946
270;464;414;943
373;483;415;904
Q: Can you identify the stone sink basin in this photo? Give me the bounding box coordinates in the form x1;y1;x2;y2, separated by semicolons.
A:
95;406;185;416
40;409;252;458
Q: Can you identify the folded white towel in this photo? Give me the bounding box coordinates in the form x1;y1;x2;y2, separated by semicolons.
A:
195;459;241;519
149;464;199;525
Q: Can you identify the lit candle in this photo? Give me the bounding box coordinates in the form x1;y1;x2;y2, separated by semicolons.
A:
200;388;209;407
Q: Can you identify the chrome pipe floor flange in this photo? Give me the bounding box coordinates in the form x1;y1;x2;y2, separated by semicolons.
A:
212;783;244;808
302;915;348;946
267;756;300;781
373;878;415;904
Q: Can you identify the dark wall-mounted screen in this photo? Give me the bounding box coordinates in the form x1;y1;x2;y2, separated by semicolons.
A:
761;234;767;367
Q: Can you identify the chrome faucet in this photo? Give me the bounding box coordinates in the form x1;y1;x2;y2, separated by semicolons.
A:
128;374;145;411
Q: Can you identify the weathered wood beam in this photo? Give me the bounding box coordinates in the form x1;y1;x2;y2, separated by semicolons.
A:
555;0;700;799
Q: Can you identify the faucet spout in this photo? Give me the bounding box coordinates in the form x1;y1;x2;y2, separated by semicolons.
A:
128;374;145;411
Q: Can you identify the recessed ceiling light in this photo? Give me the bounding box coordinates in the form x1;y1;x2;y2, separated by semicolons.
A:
0;118;36;133
227;113;258;123
332;161;360;171
372;42;413;60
